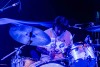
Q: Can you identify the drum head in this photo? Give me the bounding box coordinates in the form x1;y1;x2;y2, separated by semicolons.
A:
38;63;64;67
30;59;69;67
37;62;65;67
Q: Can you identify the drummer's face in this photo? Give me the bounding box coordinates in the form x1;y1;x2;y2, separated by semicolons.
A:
54;26;62;36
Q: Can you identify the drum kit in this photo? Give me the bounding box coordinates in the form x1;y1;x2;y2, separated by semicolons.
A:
0;21;100;67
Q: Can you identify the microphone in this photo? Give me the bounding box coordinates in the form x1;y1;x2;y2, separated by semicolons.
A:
12;2;19;7
0;2;19;12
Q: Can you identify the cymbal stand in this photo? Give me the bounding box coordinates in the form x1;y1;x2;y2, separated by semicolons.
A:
94;32;100;46
11;45;26;67
92;42;99;67
11;33;32;67
90;41;98;67
1;45;26;61
95;50;100;67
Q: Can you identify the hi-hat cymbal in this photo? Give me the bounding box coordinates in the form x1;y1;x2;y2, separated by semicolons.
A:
86;25;100;32
9;24;51;46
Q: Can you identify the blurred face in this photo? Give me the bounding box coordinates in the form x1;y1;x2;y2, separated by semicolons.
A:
54;25;63;36
53;16;67;36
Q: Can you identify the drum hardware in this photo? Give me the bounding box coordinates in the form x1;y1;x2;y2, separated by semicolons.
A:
0;2;20;12
86;25;100;46
86;25;100;48
68;24;82;29
84;35;92;44
11;45;26;67
1;32;34;67
0;45;27;67
1;45;26;61
94;51;100;67
95;39;100;46
0;45;26;67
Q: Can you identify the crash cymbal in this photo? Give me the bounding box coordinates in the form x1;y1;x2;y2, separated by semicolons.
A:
9;24;51;46
0;18;52;28
86;25;100;32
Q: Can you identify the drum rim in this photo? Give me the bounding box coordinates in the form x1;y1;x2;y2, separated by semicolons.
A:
36;61;66;67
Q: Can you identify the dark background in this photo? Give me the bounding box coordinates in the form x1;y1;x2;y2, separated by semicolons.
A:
0;0;100;22
0;0;100;66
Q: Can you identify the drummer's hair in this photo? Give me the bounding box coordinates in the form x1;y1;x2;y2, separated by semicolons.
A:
54;16;66;24
53;16;66;30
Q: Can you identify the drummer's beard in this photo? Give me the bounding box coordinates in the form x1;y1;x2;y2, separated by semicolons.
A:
56;30;61;36
54;28;64;36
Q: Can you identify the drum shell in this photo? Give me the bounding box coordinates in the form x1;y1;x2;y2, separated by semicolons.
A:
84;45;95;59
69;44;86;61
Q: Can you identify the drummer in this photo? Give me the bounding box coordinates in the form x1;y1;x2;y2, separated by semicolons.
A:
39;16;73;62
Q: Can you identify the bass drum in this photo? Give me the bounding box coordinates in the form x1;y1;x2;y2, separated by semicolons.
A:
30;60;68;67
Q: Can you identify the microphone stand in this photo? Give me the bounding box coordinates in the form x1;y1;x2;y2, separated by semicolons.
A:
0;2;19;13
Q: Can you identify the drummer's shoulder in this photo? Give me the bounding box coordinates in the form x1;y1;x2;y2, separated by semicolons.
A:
44;28;52;33
65;30;72;34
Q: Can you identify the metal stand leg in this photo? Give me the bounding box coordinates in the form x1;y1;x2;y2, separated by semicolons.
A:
1;45;26;61
95;51;100;67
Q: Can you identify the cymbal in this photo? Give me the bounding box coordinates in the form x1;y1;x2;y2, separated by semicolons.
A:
9;24;51;46
86;25;100;32
0;18;52;28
